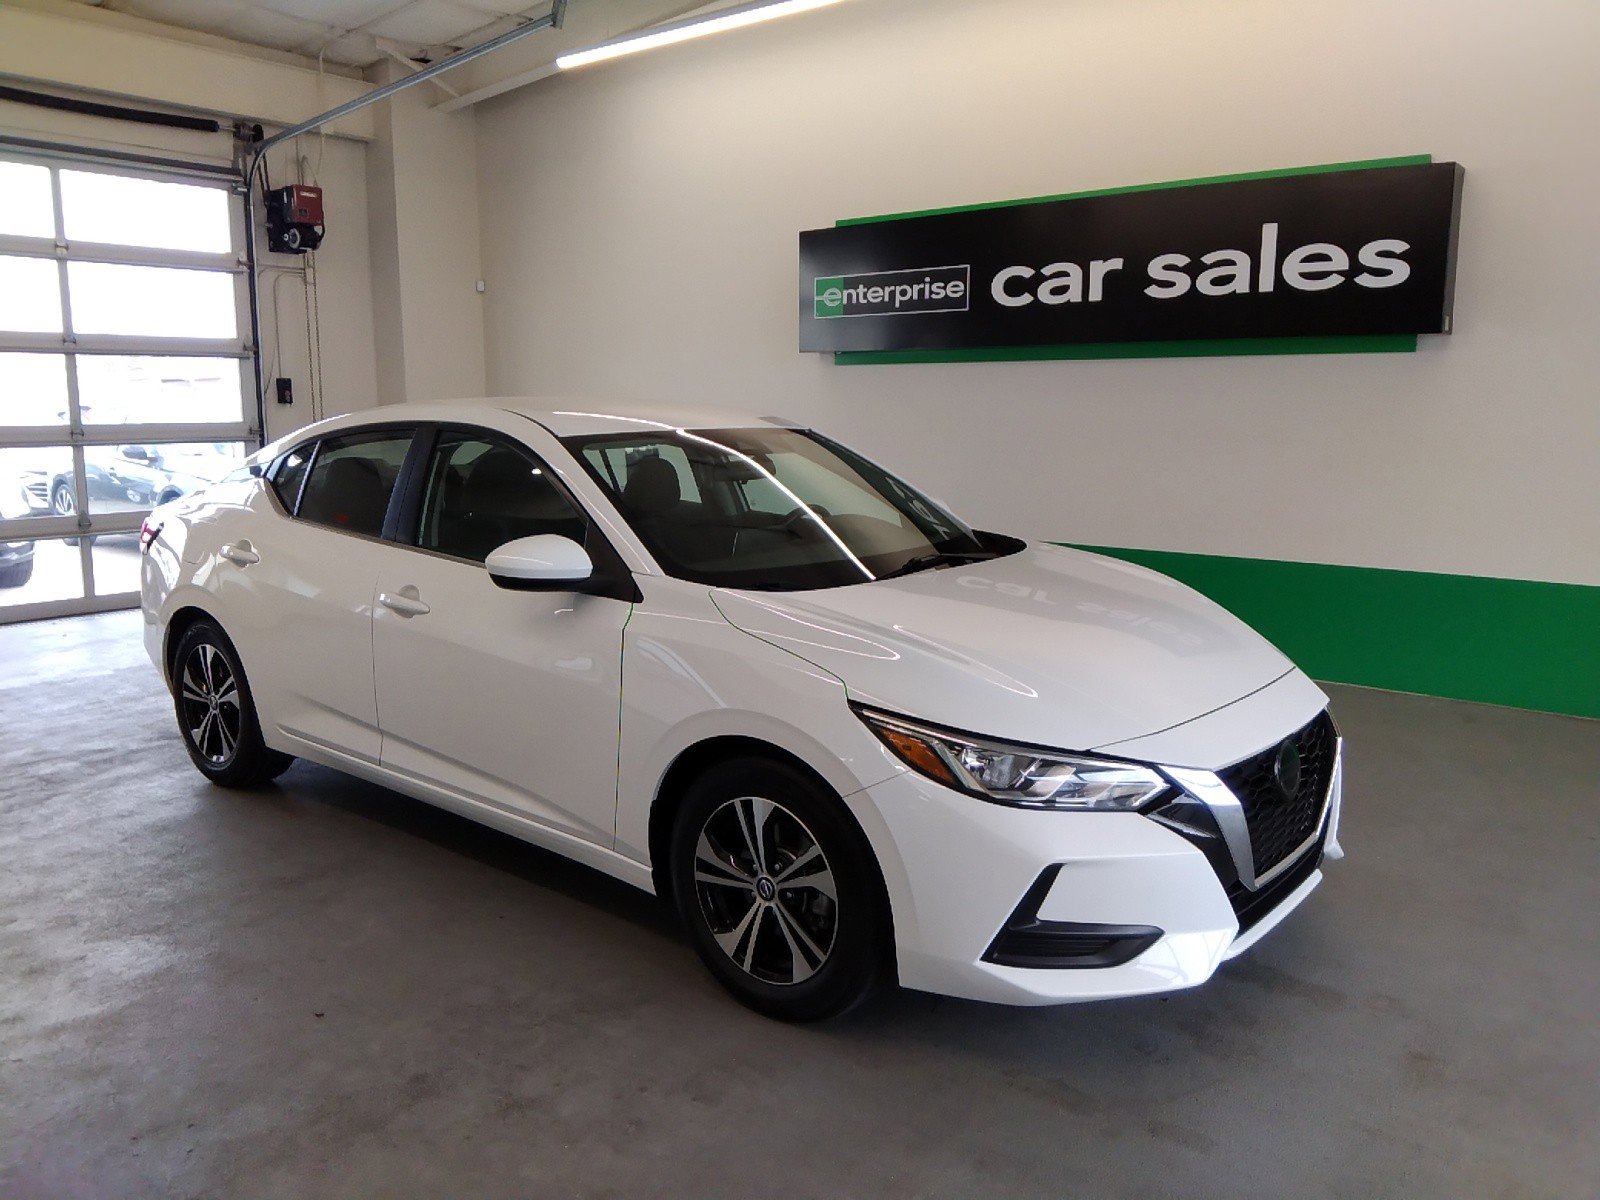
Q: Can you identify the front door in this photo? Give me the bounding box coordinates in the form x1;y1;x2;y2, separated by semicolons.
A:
372;428;632;848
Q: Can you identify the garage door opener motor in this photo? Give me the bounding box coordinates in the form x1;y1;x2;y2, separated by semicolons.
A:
266;184;325;254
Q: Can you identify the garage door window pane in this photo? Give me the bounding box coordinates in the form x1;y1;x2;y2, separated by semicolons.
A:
0;256;63;334
67;263;237;339
0;162;55;239
0;536;82;607
0;353;70;427
81;441;247;516
61;170;232;254
77;356;244;426
89;534;142;596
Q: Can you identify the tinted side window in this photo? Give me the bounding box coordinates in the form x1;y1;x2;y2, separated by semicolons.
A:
295;430;412;537
417;433;586;563
270;443;313;512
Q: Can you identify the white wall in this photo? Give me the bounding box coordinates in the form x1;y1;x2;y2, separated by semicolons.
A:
474;0;1600;587
365;62;487;406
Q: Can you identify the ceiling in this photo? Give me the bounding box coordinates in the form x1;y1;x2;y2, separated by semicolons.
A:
77;0;556;68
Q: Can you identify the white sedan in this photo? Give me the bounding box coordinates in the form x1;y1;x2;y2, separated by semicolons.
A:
141;400;1342;1020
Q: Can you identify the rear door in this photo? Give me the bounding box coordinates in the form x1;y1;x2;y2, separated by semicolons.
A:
371;426;632;847
223;426;417;764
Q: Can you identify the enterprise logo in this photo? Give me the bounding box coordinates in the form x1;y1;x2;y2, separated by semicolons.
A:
814;265;970;319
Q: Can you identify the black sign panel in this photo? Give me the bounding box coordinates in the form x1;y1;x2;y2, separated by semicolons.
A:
799;162;1463;354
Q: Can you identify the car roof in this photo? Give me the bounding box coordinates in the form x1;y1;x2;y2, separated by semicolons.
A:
507;399;802;439
290;398;802;441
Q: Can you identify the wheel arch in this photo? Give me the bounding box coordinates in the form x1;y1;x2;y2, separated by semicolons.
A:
647;735;898;968
163;602;222;685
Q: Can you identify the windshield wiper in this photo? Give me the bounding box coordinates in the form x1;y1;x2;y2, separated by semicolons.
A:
877;550;995;580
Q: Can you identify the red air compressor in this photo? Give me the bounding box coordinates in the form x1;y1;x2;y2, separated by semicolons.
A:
265;184;325;253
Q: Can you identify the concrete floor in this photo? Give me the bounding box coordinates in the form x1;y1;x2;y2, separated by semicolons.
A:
1;610;1595;1199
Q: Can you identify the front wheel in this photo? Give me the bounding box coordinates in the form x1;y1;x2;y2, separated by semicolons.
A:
0;558;33;588
171;620;294;787
671;757;892;1021
53;482;83;547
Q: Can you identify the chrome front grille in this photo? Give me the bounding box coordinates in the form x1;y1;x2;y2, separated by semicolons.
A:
1217;711;1337;876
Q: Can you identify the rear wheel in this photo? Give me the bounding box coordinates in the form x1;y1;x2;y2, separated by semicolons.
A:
671;757;891;1021
171;620;294;787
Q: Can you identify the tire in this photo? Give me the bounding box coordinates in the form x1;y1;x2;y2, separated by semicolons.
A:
670;757;892;1021
53;481;80;546
0;558;33;588
170;619;294;788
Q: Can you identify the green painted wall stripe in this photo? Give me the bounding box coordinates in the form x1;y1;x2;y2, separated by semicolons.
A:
836;334;1416;366
1064;545;1600;720
829;156;1433;364
836;155;1434;227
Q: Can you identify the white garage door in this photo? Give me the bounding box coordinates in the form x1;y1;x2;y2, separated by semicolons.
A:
0;151;256;623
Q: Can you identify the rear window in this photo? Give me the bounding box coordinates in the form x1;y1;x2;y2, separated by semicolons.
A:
270;443;313;511
294;430;413;538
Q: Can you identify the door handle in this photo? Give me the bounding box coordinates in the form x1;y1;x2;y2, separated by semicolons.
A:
219;541;259;566
379;589;431;618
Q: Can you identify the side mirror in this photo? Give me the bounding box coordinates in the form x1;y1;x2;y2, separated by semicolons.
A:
122;446;151;463
486;534;594;591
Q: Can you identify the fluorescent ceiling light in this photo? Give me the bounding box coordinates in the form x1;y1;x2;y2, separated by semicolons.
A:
556;0;849;71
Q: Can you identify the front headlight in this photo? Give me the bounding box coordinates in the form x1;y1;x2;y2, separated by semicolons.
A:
854;705;1169;811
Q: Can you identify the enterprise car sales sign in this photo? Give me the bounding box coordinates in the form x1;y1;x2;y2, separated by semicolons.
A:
798;160;1464;355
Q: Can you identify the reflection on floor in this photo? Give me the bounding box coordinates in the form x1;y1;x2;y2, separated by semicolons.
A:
0;610;1596;1198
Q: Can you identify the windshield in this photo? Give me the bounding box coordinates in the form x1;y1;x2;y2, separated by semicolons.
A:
564;426;1005;591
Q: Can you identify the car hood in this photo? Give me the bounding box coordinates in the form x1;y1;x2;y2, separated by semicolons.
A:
713;542;1296;753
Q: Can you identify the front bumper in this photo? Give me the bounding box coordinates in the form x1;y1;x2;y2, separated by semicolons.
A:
19;478;51;516
862;719;1343;1007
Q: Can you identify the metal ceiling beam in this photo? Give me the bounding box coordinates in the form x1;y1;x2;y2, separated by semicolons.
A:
253;0;566;160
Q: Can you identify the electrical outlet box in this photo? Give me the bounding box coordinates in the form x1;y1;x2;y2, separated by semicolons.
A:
275;377;294;405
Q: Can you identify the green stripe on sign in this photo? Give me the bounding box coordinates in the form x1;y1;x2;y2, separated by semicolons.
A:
836;334;1417;365
1063;545;1600;720
836;155;1435;227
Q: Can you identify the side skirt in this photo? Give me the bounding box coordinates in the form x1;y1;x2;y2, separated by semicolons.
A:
273;729;658;896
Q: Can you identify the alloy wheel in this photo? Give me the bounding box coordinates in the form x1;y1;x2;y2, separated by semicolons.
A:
693;795;839;985
179;642;242;767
